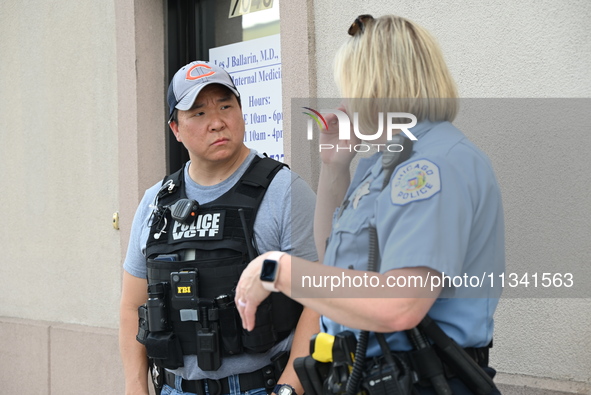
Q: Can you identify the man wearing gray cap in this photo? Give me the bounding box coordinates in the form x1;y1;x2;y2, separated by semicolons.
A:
119;61;318;395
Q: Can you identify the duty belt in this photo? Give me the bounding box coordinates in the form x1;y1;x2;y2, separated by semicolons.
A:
399;345;490;386
163;366;275;395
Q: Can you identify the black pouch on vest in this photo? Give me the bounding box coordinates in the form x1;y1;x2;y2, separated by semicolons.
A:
242;297;276;353
216;295;243;356
136;304;150;345
145;332;184;369
197;326;221;371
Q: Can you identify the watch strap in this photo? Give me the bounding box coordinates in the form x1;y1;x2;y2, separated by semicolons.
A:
273;383;296;395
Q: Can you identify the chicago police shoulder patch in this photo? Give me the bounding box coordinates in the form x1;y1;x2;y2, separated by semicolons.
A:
391;159;441;205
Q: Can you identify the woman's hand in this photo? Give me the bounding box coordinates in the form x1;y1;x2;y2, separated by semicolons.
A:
235;253;273;332
318;105;361;168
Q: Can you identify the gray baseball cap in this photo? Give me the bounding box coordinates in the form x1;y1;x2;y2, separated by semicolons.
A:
167;61;240;119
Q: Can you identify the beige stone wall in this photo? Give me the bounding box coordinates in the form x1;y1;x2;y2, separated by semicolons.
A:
0;317;125;394
0;0;165;392
0;0;121;328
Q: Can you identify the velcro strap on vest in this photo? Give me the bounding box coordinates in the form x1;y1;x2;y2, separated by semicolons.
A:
240;156;285;188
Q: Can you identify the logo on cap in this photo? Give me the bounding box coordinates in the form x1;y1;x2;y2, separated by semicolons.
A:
185;63;216;81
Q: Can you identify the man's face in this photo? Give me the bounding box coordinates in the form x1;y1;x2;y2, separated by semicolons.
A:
170;84;245;165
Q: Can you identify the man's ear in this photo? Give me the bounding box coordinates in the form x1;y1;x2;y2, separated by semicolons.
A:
169;120;182;142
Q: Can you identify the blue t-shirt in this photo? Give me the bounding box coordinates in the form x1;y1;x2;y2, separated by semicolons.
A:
321;121;505;355
124;150;318;379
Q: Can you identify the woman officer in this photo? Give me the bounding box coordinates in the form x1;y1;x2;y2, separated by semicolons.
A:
235;14;505;394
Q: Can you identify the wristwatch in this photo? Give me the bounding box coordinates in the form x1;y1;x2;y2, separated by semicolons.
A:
273;383;297;395
260;251;286;292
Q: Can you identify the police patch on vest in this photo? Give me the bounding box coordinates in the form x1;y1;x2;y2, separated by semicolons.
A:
169;210;226;242
391;159;441;205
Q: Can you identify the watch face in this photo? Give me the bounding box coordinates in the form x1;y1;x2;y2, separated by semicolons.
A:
260;259;278;282
277;386;293;395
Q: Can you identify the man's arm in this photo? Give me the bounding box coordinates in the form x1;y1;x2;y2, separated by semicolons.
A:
119;271;150;395
274;307;320;395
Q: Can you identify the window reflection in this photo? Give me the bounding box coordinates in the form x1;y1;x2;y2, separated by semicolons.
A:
214;0;280;47
242;0;280;41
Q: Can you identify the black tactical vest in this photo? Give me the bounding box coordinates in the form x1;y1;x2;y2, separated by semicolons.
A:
138;156;303;370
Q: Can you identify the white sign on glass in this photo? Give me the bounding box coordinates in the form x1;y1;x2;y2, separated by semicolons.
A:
209;34;284;162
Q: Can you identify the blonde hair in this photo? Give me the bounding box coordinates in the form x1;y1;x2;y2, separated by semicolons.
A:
334;15;458;132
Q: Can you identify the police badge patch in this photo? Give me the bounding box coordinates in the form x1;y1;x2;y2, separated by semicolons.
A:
391;159;441;205
352;180;371;209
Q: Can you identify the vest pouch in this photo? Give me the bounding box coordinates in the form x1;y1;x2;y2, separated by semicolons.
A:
197;326;221;371
145;332;184;369
216;294;243;356
136;304;150;345
271;293;303;334
242;296;277;353
146;282;169;333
